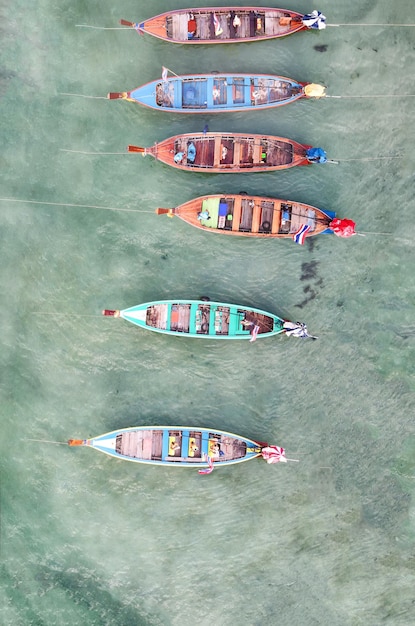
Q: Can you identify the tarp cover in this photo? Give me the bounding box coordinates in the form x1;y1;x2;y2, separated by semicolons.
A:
330;218;356;237
306;147;327;164
261;446;287;464
302;11;327;30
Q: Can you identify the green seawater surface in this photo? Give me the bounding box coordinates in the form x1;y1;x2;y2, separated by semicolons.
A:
1;1;415;624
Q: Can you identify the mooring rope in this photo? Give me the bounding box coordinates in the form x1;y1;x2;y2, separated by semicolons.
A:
58;92;107;99
22;438;68;445
329;23;415;27
60;149;128;155
32;312;104;317
331;156;402;162
326;94;415;99
75;25;129;30
0;198;154;213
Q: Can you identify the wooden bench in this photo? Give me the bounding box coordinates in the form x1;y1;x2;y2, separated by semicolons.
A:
251;204;262;233
252;140;262;165
232;197;242;231
213;136;222;166
271;204;281;234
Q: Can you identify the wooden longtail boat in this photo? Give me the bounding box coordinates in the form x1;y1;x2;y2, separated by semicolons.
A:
128;132;327;174
108;72;325;114
102;300;316;341
120;7;326;44
68;426;290;472
156;193;336;240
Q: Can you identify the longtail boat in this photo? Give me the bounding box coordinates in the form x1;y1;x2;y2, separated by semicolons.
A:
68;426;291;473
108;72;325;114
128;132;327;174
120;8;326;44
155;193;352;241
103;300;316;341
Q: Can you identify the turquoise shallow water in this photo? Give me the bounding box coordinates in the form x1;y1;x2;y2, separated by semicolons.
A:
1;0;415;624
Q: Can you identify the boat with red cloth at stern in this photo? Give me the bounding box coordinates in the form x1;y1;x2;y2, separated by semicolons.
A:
156;193;356;242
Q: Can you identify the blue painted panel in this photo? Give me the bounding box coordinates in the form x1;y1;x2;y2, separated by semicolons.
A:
161;430;169;460
95;432;117;441
201;434;209;457
182;430;189;457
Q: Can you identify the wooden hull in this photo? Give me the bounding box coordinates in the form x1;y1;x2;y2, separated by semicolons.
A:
69;426;266;468
130;7;309;44
157;194;336;239
110;73;307;114
106;299;287;340
130;132;312;174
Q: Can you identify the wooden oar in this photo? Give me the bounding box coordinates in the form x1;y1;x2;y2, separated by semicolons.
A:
120;20;134;27
128;145;145;153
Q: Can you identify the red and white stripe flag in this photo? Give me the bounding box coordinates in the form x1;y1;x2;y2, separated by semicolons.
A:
261;446;287;464
293;224;311;245
198;456;214;475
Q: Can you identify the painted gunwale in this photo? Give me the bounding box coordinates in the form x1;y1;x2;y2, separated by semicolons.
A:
128;131;314;174
156;194;335;238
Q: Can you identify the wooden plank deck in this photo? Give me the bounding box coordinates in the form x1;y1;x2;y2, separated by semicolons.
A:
172;14;189;41
196;14;212;40
192;137;215;168
233;140;242;165
253;141;262;165
289;205;316;233
170;304;191;332
243;312;275;335
119;430;154;459
147;304;168;329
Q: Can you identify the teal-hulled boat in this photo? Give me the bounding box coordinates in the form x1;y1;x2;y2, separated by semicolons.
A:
108;72;325;114
103;299;315;341
68;426;289;472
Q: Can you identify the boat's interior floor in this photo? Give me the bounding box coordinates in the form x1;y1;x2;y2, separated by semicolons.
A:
173;136;295;169
166;10;299;41
115;429;249;462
